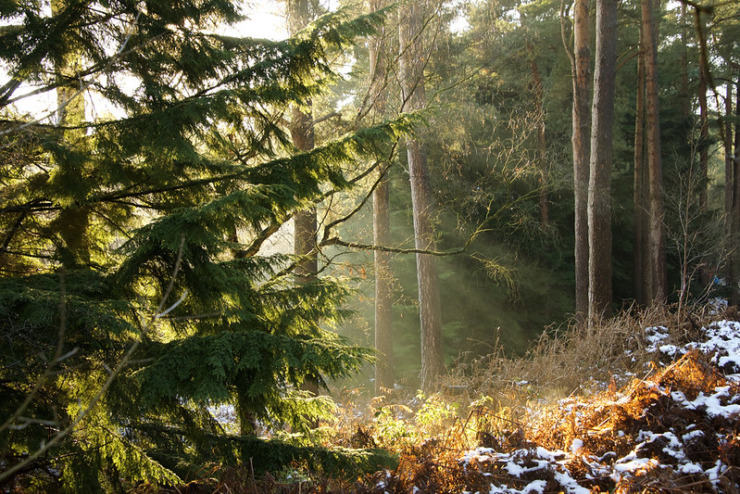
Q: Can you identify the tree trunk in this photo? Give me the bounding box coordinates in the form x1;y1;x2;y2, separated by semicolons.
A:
571;0;591;323
369;0;394;396
399;1;444;391
588;0;618;322
724;83;733;237
288;0;319;401
697;16;709;212
731;79;740;307
644;0;666;304
694;8;711;290
633;28;649;306
679;3;690;120
373;171;393;395
530;57;549;226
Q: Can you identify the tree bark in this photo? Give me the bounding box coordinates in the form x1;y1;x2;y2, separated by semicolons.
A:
644;0;666;304
731;79;740;307
288;0;319;400
369;0;394;396
633;27;649;306
571;0;591;323
588;0;618;321
373;170;393;395
697;15;709;212
724;83;733;237
679;3;691;120
399;1;444;391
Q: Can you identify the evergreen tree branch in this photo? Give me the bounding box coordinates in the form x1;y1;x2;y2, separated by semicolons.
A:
0;240;187;485
0;211;28;255
0;11;142;139
0;272;70;435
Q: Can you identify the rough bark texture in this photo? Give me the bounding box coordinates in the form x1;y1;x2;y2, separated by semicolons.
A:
588;0;617;321
634;31;648;306
369;0;394;395
724;81;733;304
288;0;319;399
697;21;709;212
399;1;444;391
731;80;740;307
724;83;733;237
644;0;666;304
571;0;591;323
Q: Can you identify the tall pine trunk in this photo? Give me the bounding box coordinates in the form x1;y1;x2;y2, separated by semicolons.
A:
731;79;740;307
288;0;319;401
588;0;618;321
568;0;591;323
725;83;733;237
644;0;666;304
398;0;444;391
679;3;690;120
633;24;648;306
369;0;394;395
697;14;709;212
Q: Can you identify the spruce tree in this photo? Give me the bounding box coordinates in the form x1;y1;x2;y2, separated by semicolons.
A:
0;1;404;489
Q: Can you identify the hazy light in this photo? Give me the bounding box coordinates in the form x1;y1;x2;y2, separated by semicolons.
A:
228;1;288;40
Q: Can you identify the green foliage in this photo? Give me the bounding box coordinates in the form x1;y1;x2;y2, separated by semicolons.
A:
0;0;403;490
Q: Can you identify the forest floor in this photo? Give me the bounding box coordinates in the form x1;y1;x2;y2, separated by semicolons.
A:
172;304;740;493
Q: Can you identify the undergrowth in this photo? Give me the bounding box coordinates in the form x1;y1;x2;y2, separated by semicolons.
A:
140;304;740;492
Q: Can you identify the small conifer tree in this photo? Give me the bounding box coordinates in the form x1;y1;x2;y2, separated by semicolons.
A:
0;0;404;489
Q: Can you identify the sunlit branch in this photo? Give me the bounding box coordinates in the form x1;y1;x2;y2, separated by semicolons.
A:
0;272;70;436
0;11;142;140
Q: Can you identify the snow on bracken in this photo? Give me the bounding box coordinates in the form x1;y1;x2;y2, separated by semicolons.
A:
455;318;740;493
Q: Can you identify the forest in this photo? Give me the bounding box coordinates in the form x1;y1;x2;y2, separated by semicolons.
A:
0;0;739;492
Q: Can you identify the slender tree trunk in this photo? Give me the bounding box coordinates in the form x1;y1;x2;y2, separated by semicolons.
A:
399;1;444;391
288;0;319;401
633;30;649;306
731;79;740;307
373;171;394;394
292;103;318;277
571;0;591;322
724;83;733;236
530;57;549;226
697;16;709;212
693;8;712;290
644;0;666;304
588;0;618;321
679;3;690;120
369;0;394;395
